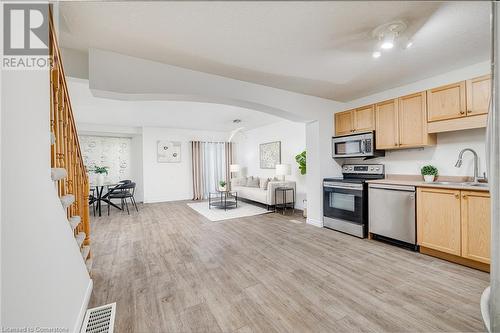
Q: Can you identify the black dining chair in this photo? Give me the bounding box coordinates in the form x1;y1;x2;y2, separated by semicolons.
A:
89;188;96;216
108;182;138;215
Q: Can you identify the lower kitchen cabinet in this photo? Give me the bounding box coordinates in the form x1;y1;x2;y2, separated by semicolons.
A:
417;187;490;270
417;188;461;255
461;191;491;264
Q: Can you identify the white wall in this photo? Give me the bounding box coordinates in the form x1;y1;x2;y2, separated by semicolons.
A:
1;68;91;330
142;126;228;203
340;61;490;178
234;120;307;209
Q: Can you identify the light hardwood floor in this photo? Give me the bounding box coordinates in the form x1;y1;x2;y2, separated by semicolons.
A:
89;201;489;332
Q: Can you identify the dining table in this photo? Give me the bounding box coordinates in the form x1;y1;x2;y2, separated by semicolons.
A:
89;183;123;217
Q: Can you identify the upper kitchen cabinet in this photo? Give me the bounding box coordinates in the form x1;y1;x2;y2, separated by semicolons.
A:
375;99;399;149
334;105;374;136
398;92;436;148
427;75;491;133
334;110;354;136
466;74;491;116
375;93;435;150
353;105;375;133
427;81;466;122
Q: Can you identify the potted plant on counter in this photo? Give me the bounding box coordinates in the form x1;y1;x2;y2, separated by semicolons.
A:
93;166;109;186
421;165;438;183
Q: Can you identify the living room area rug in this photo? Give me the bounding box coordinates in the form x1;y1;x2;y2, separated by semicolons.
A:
187;201;271;222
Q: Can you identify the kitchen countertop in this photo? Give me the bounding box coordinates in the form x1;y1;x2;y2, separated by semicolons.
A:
366;176;489;192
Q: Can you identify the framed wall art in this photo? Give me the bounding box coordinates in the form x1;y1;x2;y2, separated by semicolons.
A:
260;141;281;169
157;140;181;163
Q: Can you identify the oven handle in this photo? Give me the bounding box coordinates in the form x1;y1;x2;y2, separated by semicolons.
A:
324;185;363;191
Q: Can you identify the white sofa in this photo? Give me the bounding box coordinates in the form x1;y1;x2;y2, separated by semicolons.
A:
231;177;296;208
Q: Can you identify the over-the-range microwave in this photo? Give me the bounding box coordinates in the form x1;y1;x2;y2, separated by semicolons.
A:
332;132;385;159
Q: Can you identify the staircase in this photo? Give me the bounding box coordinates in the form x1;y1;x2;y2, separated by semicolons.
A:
49;10;92;273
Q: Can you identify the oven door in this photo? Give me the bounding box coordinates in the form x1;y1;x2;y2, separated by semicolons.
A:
323;182;365;224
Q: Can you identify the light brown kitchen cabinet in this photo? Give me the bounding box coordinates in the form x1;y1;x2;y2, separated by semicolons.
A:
466;75;491;116
398;92;436;148
334;110;354;136
427;81;466;122
375;93;435;150
427;75;491;133
353;105;375;133
417;188;462;256
334;105;374;136
461;191;491;264
375;99;399;149
417;187;491;269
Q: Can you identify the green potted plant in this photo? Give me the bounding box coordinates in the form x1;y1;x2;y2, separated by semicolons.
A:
92;166;109;186
421;165;438;183
295;150;306;175
218;180;227;192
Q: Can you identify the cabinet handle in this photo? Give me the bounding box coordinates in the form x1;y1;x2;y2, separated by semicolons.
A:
463;194;467;199
394;143;398;146
455;194;460;199
467;110;472;114
460;111;465;115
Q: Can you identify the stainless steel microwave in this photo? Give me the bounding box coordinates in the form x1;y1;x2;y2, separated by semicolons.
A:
332;132;384;159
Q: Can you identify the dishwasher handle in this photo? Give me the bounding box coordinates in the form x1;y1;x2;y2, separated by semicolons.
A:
368;183;416;192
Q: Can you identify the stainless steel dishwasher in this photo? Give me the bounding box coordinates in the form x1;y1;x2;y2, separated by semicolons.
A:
368;183;416;248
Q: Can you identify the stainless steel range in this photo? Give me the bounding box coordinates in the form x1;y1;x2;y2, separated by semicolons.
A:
323;164;384;238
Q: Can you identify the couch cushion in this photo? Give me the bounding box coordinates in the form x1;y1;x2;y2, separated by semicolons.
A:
236;186;267;204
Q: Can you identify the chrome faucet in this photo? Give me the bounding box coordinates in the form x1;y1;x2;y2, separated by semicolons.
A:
455;148;479;183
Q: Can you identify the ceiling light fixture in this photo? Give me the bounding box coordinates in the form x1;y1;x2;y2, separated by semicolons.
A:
405;41;413;49
371;20;408;58
380;31;395;50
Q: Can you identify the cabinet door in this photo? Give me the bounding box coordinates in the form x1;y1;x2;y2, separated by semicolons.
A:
466;75;491;116
398;92;430;148
353;105;374;133
427;81;466;122
461;191;490;264
417;188;461;255
335;110;353;136
375;99;399;149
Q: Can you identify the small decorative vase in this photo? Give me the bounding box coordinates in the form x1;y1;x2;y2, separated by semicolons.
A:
96;173;105;186
219;185;226;192
424;175;435;183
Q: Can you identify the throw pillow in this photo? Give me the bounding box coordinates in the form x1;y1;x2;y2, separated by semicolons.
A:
247;176;260;188
259;177;270;190
232;178;246;186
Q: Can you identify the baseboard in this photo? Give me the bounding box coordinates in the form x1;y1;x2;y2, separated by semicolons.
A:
306;218;323;227
73;279;93;333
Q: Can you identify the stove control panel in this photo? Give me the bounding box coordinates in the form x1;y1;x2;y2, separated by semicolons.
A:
342;164;384;175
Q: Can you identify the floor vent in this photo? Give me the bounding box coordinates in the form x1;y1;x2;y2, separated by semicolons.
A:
80;303;116;333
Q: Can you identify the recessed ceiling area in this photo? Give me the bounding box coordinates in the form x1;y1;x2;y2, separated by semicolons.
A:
67;78;284;132
59;1;490;102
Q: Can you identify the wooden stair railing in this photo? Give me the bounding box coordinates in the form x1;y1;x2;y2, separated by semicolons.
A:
48;8;92;271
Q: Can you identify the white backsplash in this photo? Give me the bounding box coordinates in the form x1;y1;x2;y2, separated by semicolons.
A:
345;128;486;178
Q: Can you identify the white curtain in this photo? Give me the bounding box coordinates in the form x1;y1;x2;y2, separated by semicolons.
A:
201;142;227;198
